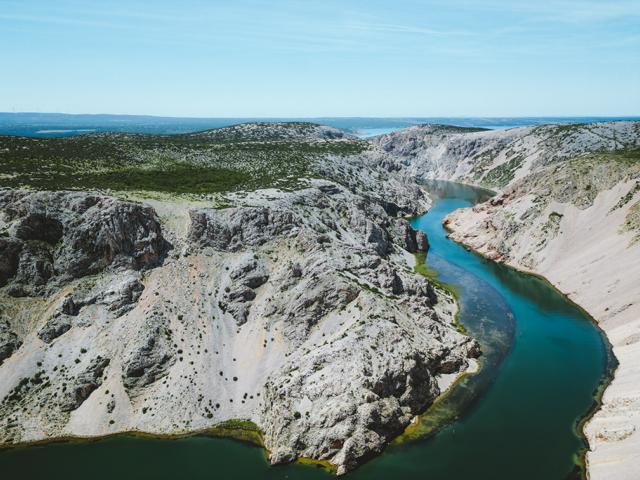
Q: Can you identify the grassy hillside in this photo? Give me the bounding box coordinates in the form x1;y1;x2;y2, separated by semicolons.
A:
0;123;367;194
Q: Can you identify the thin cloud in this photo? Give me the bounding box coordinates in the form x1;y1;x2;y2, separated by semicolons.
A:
430;0;640;24
0;12;135;30
348;22;474;38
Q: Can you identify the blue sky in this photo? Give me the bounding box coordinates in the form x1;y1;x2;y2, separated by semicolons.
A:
1;0;639;116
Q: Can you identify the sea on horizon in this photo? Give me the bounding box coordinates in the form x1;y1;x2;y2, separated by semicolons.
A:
0;112;638;138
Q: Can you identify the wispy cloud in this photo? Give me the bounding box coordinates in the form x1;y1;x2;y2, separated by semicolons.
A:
1;0;638;58
347;22;473;38
429;0;640;24
0;2;469;55
0;12;129;30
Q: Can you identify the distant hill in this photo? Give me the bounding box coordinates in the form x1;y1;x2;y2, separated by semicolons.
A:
1;112;638;137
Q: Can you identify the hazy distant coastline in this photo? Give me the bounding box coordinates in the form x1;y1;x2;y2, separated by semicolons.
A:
1;112;639;138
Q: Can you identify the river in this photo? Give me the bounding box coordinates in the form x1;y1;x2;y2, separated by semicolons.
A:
0;180;612;479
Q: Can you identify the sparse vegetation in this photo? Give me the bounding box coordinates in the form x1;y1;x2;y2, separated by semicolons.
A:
413;253;466;334
0;123;368;195
417;124;488;134
207;419;264;446
612;181;640;211
622;200;640;245
483;155;524;188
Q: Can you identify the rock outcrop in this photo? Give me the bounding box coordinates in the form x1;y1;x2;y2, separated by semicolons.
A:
122;323;175;397
0;190;168;296
60;356;111;412
188;207;299;252
0;318;21;365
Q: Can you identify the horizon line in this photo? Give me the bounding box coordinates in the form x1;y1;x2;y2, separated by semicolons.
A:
2;111;640;120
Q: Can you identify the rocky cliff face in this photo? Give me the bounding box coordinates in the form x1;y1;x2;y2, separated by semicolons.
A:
0;190;167;296
443;150;640;480
373;122;640;189
0;124;476;475
375;121;640;480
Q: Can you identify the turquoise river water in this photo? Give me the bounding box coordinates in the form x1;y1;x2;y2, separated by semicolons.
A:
0;180;613;479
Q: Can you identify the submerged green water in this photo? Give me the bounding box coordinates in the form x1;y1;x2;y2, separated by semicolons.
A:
0;181;612;480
